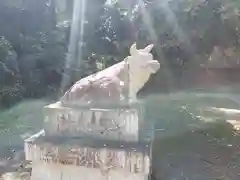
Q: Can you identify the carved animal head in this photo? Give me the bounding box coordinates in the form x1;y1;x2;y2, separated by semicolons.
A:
126;43;160;99
128;43;160;74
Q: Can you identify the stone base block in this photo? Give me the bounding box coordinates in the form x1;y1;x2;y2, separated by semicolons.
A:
25;131;152;180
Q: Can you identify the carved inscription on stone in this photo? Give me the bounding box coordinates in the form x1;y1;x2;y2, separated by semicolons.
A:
32;144;149;174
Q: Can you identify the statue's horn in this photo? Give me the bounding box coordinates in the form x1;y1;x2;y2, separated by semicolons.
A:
143;44;154;53
130;43;138;55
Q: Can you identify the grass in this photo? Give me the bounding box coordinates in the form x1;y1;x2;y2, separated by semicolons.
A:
143;92;240;179
0;98;53;150
143;92;240;139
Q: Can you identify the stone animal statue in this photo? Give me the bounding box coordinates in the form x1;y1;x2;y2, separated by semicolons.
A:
60;43;160;106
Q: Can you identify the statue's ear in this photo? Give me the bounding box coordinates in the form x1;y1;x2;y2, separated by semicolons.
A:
143;44;154;53
130;43;138;55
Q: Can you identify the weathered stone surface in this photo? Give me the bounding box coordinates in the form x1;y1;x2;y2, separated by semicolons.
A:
25;131;151;175
31;163;149;180
61;75;129;106
43;102;144;141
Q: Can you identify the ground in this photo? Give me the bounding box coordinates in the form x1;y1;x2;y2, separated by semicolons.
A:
0;98;53;180
153;124;240;180
1;90;240;179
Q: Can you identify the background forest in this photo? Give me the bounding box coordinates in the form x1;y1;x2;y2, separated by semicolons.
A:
1;0;240;108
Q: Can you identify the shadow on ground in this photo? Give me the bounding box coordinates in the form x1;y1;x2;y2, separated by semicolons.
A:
144;93;240;180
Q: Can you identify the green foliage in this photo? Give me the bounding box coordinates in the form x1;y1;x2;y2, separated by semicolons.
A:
1;0;240;108
0;0;67;108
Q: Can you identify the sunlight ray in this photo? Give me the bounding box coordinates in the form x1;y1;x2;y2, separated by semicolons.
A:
60;0;86;94
137;0;175;89
159;1;191;47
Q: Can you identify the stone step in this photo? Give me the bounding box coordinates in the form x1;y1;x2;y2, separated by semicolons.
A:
43;102;145;142
25;130;152;180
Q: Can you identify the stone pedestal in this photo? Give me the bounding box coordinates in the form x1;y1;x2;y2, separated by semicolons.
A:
25;130;151;180
24;102;154;180
43;102;144;141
